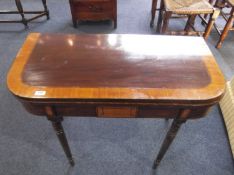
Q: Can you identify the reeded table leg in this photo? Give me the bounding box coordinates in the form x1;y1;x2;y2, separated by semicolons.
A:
45;106;75;166
152;109;190;169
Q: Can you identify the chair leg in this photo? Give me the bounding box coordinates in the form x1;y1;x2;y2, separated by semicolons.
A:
114;0;117;29
203;9;220;39
204;0;215;20
161;11;172;34
114;18;117;29
214;0;227;8
184;15;196;32
72;18;77;28
156;0;164;33
42;0;50;20
150;0;158;27
15;0;28;27
216;7;234;48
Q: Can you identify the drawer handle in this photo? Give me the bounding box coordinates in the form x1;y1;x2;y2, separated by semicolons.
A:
88;5;103;12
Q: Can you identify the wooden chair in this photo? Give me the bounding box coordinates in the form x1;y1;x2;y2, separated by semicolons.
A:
151;0;220;39
212;0;234;48
0;0;49;28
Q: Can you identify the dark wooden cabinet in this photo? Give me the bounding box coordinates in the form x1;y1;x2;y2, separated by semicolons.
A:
69;0;117;28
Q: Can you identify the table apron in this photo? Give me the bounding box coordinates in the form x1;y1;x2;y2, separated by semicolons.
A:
20;100;212;119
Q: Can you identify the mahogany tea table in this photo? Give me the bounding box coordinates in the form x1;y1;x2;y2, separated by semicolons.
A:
7;33;225;169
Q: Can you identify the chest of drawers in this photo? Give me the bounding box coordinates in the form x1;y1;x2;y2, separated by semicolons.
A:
69;0;117;28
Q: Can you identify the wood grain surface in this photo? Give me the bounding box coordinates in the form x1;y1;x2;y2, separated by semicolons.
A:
7;33;225;105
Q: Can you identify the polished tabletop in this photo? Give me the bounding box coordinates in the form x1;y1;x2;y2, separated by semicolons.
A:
6;33;226;169
7;33;225;104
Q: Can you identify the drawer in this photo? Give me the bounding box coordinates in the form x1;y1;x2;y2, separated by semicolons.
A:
72;1;113;13
97;106;137;118
75;12;113;20
96;106;179;118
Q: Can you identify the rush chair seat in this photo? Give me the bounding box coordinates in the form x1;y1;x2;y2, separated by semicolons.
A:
213;0;234;48
151;0;220;39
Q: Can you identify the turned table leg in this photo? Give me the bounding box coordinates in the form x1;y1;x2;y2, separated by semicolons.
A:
45;106;75;166
152;109;191;169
